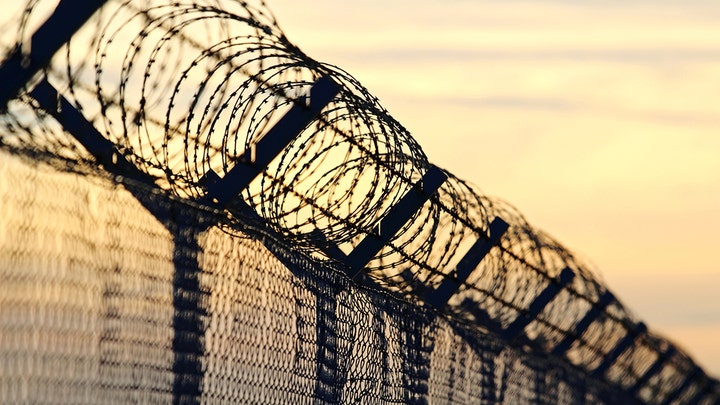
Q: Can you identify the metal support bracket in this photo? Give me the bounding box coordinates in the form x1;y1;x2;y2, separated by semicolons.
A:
592;322;647;378
345;165;448;278
503;267;575;341
681;376;712;405
552;290;614;356
629;344;676;395
0;0;106;107
458;297;504;335
308;228;351;264
200;76;339;208
424;217;509;309
661;366;701;405
29;79;155;186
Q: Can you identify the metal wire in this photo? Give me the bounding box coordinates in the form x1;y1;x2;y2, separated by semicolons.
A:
0;1;717;403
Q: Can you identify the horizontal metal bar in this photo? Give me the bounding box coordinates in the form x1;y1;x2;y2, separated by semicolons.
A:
345;165;447;278
201;76;339;207
503;267;575;341
424;217;509;309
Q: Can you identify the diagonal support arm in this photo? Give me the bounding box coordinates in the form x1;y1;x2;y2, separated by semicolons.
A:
345;165;448;278
29;79;155;186
200;76;339;208
424;217;509;309
0;0;106;107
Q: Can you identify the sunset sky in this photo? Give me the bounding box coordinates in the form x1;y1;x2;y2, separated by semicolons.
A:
270;0;720;375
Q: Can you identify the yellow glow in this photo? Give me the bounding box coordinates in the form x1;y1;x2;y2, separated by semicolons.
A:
271;0;720;375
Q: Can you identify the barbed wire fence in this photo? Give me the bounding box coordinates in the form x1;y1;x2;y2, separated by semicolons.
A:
0;0;717;403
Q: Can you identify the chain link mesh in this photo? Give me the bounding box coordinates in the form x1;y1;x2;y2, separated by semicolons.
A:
0;0;718;403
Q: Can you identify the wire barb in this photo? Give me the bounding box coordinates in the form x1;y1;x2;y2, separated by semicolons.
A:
0;1;716;403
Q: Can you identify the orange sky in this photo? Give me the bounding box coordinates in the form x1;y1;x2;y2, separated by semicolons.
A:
1;0;717;378
269;0;720;375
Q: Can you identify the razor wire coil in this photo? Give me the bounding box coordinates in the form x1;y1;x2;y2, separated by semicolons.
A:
0;0;716;403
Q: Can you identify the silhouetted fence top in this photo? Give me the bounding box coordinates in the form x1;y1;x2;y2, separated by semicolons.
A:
0;1;717;403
